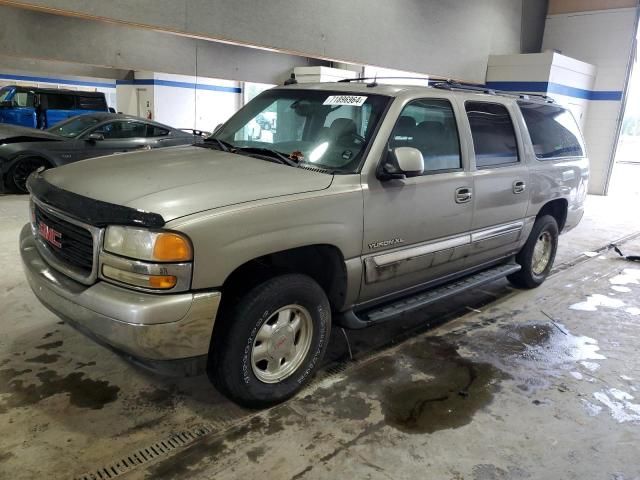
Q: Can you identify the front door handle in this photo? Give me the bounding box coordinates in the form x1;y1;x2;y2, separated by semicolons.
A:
513;180;526;194
455;187;473;203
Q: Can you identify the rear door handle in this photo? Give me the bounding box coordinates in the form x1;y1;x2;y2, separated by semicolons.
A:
455;187;473;203
513;180;526;194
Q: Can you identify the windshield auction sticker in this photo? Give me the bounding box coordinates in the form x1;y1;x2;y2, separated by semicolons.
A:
323;95;368;107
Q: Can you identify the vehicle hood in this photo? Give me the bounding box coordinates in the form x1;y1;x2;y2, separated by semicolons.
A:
41;146;334;221
0;124;62;143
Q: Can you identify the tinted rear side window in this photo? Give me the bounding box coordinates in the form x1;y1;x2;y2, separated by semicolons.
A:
44;94;76;110
147;125;170;137
518;102;584;159
465;102;519;168
78;95;107;110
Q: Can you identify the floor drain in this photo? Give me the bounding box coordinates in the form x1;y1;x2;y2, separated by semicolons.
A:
74;424;214;480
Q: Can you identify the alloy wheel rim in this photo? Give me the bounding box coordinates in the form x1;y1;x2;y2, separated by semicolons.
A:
532;231;552;275
13;159;45;192
251;304;313;384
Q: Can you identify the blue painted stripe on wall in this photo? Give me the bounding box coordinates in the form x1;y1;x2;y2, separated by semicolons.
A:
0;73;116;89
485;81;622;101
116;78;242;93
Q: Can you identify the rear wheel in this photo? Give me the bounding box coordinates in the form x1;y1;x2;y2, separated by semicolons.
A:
208;274;331;407
508;215;559;289
8;157;48;194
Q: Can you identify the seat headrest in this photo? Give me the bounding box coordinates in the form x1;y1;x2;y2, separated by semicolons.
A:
396;116;416;135
417;121;445;137
329;118;357;136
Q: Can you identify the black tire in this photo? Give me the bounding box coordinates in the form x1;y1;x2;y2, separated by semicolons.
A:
508;215;559;289
208;274;331;408
7;157;48;194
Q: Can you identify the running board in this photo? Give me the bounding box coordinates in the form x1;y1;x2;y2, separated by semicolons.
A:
337;263;521;329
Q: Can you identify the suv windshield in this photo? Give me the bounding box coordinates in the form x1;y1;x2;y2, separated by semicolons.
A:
47;116;101;138
212;89;390;173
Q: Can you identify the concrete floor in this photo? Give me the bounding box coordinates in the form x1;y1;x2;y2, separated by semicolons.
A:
1;163;640;480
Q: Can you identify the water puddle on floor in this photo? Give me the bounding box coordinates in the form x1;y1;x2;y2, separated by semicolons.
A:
346;321;609;434
569;294;626;312
591;388;640;423
609;268;640;286
374;339;504;434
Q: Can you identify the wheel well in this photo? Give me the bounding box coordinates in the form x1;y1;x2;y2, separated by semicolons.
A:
218;245;348;316
9;155;54;174
537;199;568;232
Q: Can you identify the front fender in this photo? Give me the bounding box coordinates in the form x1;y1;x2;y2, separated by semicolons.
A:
169;180;364;291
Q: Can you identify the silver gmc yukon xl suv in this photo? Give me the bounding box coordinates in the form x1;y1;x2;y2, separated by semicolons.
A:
20;80;588;407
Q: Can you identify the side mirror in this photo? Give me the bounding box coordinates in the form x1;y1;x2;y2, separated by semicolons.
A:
0;100;12;108
213;123;223;134
86;132;104;142
380;147;424;180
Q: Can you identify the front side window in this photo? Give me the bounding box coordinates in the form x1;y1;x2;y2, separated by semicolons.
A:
13;91;35;108
47;116;101;138
389;99;461;173
465;102;519;168
214;89;390;173
518;102;584;159
93;121;148;139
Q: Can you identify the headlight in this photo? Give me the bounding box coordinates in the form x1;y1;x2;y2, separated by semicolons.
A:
104;226;192;262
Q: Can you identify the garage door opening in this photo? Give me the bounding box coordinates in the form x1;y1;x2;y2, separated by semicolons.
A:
608;20;640;199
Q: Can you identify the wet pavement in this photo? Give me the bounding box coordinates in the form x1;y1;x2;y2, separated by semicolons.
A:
1;189;640;479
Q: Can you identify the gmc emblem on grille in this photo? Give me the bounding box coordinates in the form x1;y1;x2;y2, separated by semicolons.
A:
38;222;62;248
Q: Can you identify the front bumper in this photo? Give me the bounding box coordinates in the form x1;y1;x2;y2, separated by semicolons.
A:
20;224;220;364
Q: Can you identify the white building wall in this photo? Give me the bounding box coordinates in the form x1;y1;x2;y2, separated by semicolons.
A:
542;7;637;194
153;72;241;131
486;51;596;129
116;72;242;132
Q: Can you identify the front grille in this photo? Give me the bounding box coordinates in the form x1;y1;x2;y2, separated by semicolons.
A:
34;204;94;274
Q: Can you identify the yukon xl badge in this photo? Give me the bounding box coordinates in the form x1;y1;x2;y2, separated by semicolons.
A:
368;238;404;250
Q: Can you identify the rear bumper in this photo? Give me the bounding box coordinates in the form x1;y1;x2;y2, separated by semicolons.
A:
20;224;220;365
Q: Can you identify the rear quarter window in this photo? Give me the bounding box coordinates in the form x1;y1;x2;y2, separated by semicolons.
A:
78;96;107;111
518;102;584;159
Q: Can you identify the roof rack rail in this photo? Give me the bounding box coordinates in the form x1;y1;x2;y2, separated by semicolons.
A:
337;76;430;83
430;79;555;103
337;76;555;103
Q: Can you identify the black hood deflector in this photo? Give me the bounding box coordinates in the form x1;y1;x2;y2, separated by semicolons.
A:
27;172;166;228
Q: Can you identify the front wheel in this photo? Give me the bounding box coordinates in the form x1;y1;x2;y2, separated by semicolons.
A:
8;157;48;194
208;274;331;408
508;215;559;289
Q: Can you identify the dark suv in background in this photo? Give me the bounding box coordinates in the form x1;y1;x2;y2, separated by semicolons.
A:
0;85;109;129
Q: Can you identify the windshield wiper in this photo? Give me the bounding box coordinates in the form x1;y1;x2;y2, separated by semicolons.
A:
234;147;299;167
200;137;235;152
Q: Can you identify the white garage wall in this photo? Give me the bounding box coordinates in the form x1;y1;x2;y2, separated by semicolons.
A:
542;6;638;194
117;72;242;132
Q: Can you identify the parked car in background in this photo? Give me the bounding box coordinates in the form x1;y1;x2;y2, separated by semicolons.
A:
0;113;203;193
0;85;108;129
